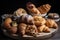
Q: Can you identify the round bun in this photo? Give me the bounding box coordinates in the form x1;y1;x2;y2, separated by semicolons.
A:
14;8;27;17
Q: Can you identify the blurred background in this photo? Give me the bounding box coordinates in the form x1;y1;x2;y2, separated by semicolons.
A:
0;0;60;15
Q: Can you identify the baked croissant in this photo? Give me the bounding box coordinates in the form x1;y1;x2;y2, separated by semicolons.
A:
45;19;58;29
18;23;27;36
33;16;46;26
38;25;50;33
26;2;41;16
3;18;12;29
38;4;51;14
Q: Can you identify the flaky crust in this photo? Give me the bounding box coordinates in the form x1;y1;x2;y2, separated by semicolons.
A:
18;23;27;36
38;25;50;32
38;4;51;14
33;16;46;26
45;19;58;28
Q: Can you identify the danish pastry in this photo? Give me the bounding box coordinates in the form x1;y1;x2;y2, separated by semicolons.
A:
26;25;38;36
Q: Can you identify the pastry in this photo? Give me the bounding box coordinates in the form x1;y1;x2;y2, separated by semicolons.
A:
47;13;60;22
20;15;34;24
33;16;46;26
14;8;27;17
18;23;27;36
26;25;38;36
37;4;51;17
26;2;41;16
3;18;12;29
38;25;50;32
45;19;58;29
38;4;51;14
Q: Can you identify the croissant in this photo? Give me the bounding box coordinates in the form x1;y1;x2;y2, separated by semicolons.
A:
38;25;50;33
33;16;46;26
38;4;51;14
26;2;41;16
18;23;27;36
3;18;12;29
45;19;58;29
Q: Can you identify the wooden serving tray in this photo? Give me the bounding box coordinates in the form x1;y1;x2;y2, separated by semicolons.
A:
1;27;58;40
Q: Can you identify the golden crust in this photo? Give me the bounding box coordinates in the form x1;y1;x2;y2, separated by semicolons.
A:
33;16;46;26
38;25;50;32
14;8;27;17
37;4;51;14
18;23;27;35
45;19;58;28
4;18;12;29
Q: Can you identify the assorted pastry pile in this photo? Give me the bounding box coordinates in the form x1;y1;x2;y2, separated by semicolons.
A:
2;2;58;37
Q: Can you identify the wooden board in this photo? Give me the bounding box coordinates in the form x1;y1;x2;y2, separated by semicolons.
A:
1;27;58;40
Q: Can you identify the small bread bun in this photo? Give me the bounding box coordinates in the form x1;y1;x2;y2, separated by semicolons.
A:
14;8;27;17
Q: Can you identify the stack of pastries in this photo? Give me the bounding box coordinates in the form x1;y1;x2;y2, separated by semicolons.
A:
26;2;51;16
2;2;58;37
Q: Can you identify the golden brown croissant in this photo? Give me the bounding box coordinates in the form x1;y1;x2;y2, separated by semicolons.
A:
18;23;27;36
45;19;58;29
26;2;41;16
33;16;46;26
4;18;12;29
38;25;50;33
38;4;51;14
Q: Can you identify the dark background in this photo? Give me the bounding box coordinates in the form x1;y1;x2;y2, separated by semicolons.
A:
0;0;60;40
0;0;60;15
